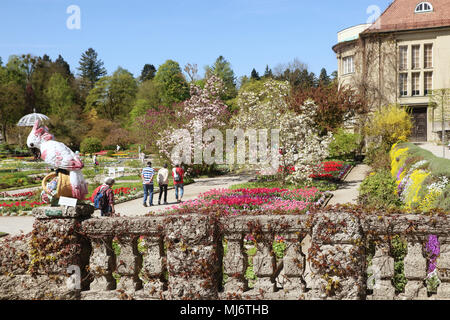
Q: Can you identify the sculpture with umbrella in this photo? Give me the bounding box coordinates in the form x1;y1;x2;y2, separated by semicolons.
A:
16;109;49;159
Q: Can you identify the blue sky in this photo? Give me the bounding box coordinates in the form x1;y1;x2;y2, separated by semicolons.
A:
0;0;392;79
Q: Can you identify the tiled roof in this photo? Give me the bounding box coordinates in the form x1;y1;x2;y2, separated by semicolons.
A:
363;0;450;33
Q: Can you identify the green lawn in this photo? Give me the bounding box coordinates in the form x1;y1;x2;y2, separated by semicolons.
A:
0;232;8;238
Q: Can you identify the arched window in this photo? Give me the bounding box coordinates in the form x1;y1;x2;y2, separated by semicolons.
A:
415;2;433;13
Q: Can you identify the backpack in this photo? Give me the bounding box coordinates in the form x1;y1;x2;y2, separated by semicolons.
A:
94;186;108;209
173;168;181;182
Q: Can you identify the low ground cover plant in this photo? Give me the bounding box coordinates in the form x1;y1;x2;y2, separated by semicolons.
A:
390;142;450;212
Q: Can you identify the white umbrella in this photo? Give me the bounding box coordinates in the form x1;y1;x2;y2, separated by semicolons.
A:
17;109;49;127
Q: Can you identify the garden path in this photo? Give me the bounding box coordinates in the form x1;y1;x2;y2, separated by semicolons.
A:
414;142;450;160
327;164;371;205
0;174;253;236
102;174;254;217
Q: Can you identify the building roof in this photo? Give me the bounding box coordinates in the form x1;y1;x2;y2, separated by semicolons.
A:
363;0;450;34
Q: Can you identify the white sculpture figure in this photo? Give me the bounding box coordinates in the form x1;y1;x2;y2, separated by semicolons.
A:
27;120;88;200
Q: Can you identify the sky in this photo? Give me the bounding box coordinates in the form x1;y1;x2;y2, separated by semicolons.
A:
0;0;393;80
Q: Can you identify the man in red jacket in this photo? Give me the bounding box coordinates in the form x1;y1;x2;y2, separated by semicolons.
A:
172;163;185;203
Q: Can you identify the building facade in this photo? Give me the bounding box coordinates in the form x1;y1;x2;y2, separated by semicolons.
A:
333;0;450;142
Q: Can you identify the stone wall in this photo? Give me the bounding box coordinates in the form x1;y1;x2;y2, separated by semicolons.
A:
0;206;449;300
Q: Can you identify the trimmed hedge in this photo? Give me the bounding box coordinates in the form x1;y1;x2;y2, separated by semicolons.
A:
390;142;450;212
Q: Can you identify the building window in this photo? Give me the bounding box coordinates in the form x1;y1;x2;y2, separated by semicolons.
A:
399;46;408;70
424;72;433;95
415;2;433;13
412;73;420;96
424;44;433;68
400;73;408;96
412;45;420;69
342;56;354;75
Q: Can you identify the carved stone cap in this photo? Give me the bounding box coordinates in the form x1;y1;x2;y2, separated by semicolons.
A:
32;204;94;220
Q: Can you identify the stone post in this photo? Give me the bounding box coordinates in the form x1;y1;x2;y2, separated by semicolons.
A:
30;204;94;299
309;212;365;300
165;214;220;300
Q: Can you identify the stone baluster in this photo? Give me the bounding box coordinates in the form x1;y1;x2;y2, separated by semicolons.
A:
139;235;165;298
115;236;143;293
401;239;428;299
251;237;275;295
276;233;306;299
88;236;116;291
222;233;245;297
437;238;450;299
368;242;396;300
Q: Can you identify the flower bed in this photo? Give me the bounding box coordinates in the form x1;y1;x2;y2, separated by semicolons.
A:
309;161;352;180
390;142;450;212
0;200;46;216
165;187;329;216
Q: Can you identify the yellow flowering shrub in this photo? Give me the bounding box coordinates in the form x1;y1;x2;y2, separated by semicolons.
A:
404;170;430;210
418;190;441;212
365;104;413;152
390;147;409;179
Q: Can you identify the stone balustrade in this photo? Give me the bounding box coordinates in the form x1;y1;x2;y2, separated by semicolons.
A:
0;205;449;300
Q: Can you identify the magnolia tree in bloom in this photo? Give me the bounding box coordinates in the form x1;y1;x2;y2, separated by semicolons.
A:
232;79;333;182
156;75;230;168
232;79;291;130
279;100;333;182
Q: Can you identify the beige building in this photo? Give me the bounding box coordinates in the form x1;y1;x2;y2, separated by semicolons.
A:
333;0;450;142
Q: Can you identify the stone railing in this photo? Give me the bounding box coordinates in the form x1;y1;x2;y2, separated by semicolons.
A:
0;205;449;300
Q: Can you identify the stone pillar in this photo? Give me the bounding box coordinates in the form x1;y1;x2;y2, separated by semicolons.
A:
115;236;143;292
308;212;365;300
252;240;274;294
165;214;220;300
437;240;450;299
140;235;165;298
277;233;306;299
30;204;94;299
89;236;116;291
222;233;245;296
368;243;396;300
401;241;428;300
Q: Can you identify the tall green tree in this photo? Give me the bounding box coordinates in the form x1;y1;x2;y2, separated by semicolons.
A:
263;65;273;79
205;56;237;101
318;68;331;86
153;60;189;107
130;79;162;122
140;64;157;82
250;68;261;80
0;65;25;142
86;67;138;122
77;48;107;91
45;73;75;116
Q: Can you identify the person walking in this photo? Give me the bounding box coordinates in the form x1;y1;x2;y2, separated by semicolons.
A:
172;163;185;203
93;154;99;173
97;177;116;217
157;163;169;205
142;161;155;207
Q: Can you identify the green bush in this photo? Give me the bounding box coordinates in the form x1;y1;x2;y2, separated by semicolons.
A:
80;137;102;154
358;170;402;209
329;129;361;160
